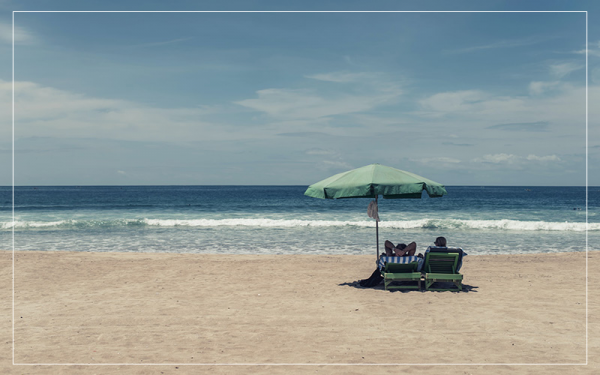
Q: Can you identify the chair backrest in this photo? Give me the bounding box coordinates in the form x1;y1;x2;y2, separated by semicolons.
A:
427;246;463;256
423;253;459;274
385;261;419;273
426;247;465;272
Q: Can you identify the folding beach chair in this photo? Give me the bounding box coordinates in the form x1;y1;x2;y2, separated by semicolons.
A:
426;246;466;272
383;261;422;291
422;252;463;292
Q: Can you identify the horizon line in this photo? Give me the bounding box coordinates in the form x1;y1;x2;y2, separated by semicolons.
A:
1;184;595;188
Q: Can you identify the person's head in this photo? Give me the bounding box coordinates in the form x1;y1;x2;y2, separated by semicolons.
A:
434;237;446;247
396;243;407;250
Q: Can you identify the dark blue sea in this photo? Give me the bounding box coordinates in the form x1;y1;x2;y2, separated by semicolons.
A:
0;186;598;255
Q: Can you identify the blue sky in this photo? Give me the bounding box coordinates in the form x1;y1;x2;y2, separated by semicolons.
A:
0;1;598;185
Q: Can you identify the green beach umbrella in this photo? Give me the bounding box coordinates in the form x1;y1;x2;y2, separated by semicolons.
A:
304;164;447;259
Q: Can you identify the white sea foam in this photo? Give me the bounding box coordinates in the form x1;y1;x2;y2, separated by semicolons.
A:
142;218;369;228
1;220;69;229
2;218;597;231
142;218;597;231
1;219;145;229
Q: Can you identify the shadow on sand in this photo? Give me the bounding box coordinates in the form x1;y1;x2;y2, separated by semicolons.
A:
339;280;478;293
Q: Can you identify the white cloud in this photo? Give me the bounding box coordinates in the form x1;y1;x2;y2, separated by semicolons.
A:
526;154;561;162
0;21;35;44
236;88;388;120
487;121;549;132
412;157;461;165
133;37;193;47
593;66;600;84
418;90;488;113
529;81;561;95
549;62;584;78
416;83;591;130
473;153;520;164
305;148;336;156
235;72;402;121
418;90;534;118
343;56;356;66
1;80;237;142
571;49;600;57
449;35;551;54
473;153;560;165
305;72;372;83
570;41;600;57
408;82;595;178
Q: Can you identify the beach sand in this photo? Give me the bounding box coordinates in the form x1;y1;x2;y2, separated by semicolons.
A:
1;250;598;374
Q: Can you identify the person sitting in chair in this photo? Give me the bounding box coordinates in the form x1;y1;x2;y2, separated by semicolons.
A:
384;240;417;256
433;236;446;247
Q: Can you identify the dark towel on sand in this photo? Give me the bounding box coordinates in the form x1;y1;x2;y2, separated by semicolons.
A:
359;269;383;287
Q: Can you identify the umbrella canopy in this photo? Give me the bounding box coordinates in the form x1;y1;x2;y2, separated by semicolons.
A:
304;164;447;259
304;164;447;200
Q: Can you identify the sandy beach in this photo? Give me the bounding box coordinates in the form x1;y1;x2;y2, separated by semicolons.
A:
1;250;598;374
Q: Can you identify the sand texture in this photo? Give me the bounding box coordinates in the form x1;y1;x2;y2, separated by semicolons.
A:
1;250;598;374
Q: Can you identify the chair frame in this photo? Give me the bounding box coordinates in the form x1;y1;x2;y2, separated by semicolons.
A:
382;261;422;291
423;252;463;292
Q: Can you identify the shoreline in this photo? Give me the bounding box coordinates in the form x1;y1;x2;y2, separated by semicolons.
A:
2;250;598;374
0;247;600;261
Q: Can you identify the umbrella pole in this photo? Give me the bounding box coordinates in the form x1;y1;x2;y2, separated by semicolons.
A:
376;195;379;260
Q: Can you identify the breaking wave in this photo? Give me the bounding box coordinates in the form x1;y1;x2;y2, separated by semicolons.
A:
1;218;598;231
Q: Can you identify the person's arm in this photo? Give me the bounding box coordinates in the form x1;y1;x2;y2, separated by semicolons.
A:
405;242;417;256
394;242;417;256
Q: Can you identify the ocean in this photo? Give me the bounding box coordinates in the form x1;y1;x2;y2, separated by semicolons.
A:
1;186;598;255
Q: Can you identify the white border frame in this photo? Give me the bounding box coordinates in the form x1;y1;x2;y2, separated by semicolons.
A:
11;10;589;367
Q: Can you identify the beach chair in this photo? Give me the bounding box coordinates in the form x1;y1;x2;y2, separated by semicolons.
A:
383;261;422;291
427;246;466;272
422;252;463;292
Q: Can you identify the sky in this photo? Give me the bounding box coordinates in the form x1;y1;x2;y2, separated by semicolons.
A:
0;1;598;186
